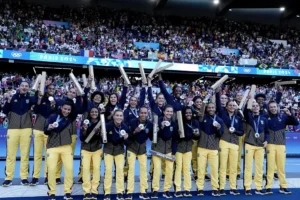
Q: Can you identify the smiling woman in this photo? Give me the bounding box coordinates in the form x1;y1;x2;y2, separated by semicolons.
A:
43;101;77;200
150;104;178;198
242;100;269;195
19;81;30;94
173;107;199;197
79;107;103;199
61;104;72;117
194;102;224;197
215;90;244;195
102;109;129;200
1;80;38;187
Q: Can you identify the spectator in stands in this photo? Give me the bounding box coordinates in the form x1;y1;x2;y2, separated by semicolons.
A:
1;0;300;69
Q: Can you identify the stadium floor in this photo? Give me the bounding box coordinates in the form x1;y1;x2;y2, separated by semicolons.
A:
0;189;300;200
0;158;300;199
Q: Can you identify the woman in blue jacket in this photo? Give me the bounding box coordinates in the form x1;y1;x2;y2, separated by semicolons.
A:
243;100;269;196
103;109;129;200
122;84;146;181
158;74;184;113
123;85;146;125
78;82;105;183
80;107;103;200
104;85;128;122
265;101;299;195
216;92;244;196
174;107;200;198
151;105;178;199
147;79;166;118
190;96;205;180
44;101;77;200
195;102;224;197
147;79;167;178
2;82;38;187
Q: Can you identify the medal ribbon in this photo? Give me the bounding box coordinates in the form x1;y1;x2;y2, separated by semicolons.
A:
230;115;236;128
186;121;194;129
253;116;260;134
130;108;138;118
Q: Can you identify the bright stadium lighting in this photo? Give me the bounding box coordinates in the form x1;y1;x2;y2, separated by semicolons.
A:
297;15;300;18
229;9;232;11
280;7;285;12
213;0;220;5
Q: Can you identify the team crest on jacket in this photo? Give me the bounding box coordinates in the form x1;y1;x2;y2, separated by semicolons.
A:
145;128;149;134
235;119;238;123
109;131;112;135
170;127;173;131
26;99;29;104
261;120;264;125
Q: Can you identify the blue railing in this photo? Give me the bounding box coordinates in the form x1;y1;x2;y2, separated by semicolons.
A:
0;49;299;77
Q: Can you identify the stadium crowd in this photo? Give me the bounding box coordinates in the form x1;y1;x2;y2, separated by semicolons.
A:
0;71;299;131
1;0;300;69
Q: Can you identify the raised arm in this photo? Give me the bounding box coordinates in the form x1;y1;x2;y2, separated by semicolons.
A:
199;102;206;122
285;112;299;126
75;96;83;114
81;89;90;114
2;100;12;115
217;119;224;136
158;79;173;104
243;99;251;122
119;86;128;109
138;87;146;108
215;91;225;116
83;87;91;106
70;96;83;121
147;86;155;106
275;85;283;104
